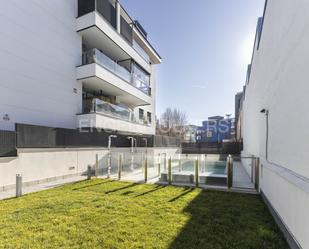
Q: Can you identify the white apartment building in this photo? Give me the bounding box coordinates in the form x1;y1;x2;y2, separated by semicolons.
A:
241;1;309;248
0;0;161;135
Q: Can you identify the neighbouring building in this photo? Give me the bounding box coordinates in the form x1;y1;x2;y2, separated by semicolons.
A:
183;125;198;143
235;91;243;123
196;116;234;143
235;90;244;142
0;0;161;135
240;1;309;248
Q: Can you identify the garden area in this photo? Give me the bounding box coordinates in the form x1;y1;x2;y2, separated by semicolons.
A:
0;179;288;249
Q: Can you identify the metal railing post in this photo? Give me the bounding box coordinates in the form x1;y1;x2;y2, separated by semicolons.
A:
16;174;22;197
168;157;172;185
227;155;233;189
251;155;255;183
178;154;182;172
107;151;111;178
158;154;161;176
95;154;99;177
118;154;122;180
255;157;260;191
87;165;92;180
195;158;199;187
144;156;148;183
202;154;206;173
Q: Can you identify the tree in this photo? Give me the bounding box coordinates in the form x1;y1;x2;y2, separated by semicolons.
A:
157;108;188;138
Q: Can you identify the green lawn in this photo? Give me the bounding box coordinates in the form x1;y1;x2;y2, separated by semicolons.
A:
0;179;288;249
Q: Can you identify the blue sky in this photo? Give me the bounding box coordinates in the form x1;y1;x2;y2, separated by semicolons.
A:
121;0;265;125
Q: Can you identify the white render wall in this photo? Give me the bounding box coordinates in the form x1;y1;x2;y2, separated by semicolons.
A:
0;147;179;190
0;0;82;131
242;1;309;248
242;0;309;178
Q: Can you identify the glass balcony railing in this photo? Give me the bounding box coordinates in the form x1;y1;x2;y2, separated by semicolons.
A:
133;40;150;63
84;98;134;122
83;98;151;126
82;49;151;96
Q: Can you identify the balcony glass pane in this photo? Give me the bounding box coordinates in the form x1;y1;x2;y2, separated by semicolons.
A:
92;98;133;122
96;0;117;29
82;49;151;96
133;40;150;63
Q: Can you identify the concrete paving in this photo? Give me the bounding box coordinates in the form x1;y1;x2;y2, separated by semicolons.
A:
0;175;86;201
233;161;255;189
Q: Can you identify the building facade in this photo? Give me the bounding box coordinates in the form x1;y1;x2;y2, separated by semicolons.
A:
183;125;198;143
196;116;234;143
241;1;309;248
0;0;161;135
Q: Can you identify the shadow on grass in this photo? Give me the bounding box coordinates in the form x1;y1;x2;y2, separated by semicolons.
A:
168;188;194;202
105;183;138;194
72;180;114;191
122;191;135;196
168;190;289;249
134;185;166;197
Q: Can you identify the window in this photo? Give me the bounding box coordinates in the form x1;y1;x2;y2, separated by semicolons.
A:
139;109;144;120
147;112;152;124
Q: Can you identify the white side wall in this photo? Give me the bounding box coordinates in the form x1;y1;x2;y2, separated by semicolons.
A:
0;0;82;131
243;0;309;177
0;148;109;188
242;1;309;248
0;147;179;190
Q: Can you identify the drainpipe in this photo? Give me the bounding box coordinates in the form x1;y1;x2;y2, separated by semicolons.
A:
116;0;121;34
108;135;117;178
260;109;269;160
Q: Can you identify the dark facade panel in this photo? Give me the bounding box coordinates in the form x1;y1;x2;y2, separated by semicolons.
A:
0;130;17;157
97;0;117;29
78;0;95;17
121;16;133;44
15;124;179;149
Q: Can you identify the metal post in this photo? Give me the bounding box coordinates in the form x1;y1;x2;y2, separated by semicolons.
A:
203;154;207;173
107;151;111;178
87;166;92;180
144;156;148;183
158;154;161;176
178;154;182;172
227;155;233;189
168;157;172;185
251;155;254;183
164;154;167;171
95;154;99;177
118;154;122;180
16;174;22;197
255;157;260;191
195;158;199;187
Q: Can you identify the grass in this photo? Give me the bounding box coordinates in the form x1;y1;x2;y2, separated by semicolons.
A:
0;179;288;249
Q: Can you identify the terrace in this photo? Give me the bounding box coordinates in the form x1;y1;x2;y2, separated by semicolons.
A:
0;179;288;248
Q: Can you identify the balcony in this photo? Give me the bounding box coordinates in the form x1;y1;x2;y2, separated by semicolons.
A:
77;0;161;68
84;98;135;123
81;49;151;96
78;0;117;29
78;98;154;135
133;40;150;64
